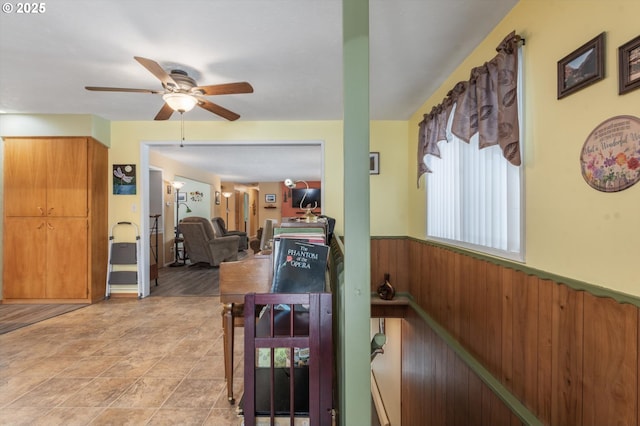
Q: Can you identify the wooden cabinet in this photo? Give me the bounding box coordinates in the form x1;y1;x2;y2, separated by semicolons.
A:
4;138;88;218
3;137;107;303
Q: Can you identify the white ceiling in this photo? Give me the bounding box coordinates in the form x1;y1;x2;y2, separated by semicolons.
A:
0;0;518;183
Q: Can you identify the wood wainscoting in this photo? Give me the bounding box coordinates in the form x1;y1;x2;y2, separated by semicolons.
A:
371;237;639;426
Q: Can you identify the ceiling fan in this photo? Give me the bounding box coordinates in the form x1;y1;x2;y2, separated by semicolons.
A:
85;56;253;121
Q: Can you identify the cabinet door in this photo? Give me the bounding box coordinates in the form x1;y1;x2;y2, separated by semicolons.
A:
3;217;47;298
47;138;88;217
3;139;48;217
46;218;88;299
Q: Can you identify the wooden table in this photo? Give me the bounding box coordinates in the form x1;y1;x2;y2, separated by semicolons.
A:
219;255;272;404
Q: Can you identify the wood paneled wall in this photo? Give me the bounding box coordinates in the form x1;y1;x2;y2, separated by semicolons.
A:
371;237;639;426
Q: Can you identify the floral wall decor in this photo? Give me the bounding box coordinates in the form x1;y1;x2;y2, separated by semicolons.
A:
580;115;640;192
190;191;204;202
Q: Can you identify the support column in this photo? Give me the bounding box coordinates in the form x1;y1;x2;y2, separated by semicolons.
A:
342;0;371;424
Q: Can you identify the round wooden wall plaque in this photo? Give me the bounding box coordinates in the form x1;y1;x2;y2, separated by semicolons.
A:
580;115;640;192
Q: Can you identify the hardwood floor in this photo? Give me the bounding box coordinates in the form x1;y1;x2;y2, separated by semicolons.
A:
150;252;249;297
150;264;221;297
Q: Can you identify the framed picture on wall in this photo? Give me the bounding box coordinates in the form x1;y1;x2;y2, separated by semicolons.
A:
215;191;221;205
618;35;640;95
370;152;380;175
113;164;136;194
177;192;187;202
557;32;605;99
265;193;276;203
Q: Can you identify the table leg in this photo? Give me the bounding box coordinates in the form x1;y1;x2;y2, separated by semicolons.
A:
222;302;235;404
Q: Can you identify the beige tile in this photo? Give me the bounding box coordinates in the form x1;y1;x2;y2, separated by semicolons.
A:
0;406;51;426
99;357;161;378
110;377;182;408
188;355;226;379
60;377;137;407
162;378;225;409
0;376;49;407
0;297;246;426
30;407;104;426
169;338;215;358
53;340;112;357
56;357;121;378
144;355;200;379
87;407;157;425
9;378;92;407
146;408;210;425
90;339;143;357
203;408;245;426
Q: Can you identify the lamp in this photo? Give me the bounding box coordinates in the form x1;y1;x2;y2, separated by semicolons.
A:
284;178;317;222
162;93;198;112
222;191;233;225
170;181;192;267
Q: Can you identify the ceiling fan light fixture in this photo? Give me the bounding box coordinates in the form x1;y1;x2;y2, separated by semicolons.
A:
163;93;197;112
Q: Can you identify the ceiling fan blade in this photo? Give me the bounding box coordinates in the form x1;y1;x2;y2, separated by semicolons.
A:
197;99;240;121
85;86;162;94
195;82;254;96
134;56;178;89
154;103;174;121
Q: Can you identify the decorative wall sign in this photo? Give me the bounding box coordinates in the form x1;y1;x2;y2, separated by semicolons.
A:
113;164;136;194
580;115;640;192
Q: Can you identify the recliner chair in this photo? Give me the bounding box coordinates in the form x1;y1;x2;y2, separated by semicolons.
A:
211;217;248;251
179;216;239;267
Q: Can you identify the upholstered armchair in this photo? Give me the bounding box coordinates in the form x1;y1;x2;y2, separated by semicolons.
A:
211;217;248;251
179;216;239;267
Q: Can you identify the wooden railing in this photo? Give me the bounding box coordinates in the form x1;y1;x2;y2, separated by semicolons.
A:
371;237;639;426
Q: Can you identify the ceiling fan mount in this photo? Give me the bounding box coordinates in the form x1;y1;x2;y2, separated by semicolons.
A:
85;56;253;121
165;69;199;93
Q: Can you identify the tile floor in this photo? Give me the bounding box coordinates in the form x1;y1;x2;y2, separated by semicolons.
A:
0;297;246;425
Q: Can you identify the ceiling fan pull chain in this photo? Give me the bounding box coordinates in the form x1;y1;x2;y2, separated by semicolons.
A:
180;112;185;148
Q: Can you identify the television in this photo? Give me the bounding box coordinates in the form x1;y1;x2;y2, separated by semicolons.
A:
291;188;321;209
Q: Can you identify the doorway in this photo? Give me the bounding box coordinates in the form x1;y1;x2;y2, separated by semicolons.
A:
138;141;324;298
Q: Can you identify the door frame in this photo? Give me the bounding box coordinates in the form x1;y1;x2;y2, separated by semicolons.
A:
138;140;325;298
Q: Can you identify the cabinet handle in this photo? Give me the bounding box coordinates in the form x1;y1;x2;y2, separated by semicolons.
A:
38;207;44;215
37;222;45;229
47;222;54;230
48;207;54;216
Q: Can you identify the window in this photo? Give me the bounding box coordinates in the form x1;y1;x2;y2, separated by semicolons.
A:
425;54;524;261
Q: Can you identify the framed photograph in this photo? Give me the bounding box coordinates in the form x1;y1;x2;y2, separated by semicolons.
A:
265;193;276;203
557;32;605;99
370;152;380;175
177;192;187;202
618;35;640;95
215;191;221;205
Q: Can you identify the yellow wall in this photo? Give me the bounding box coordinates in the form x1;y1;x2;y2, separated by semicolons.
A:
109;120;349;233
407;0;640;296
108;119;411;238
370;121;410;236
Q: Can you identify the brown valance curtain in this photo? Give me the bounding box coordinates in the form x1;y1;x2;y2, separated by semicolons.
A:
417;31;523;187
